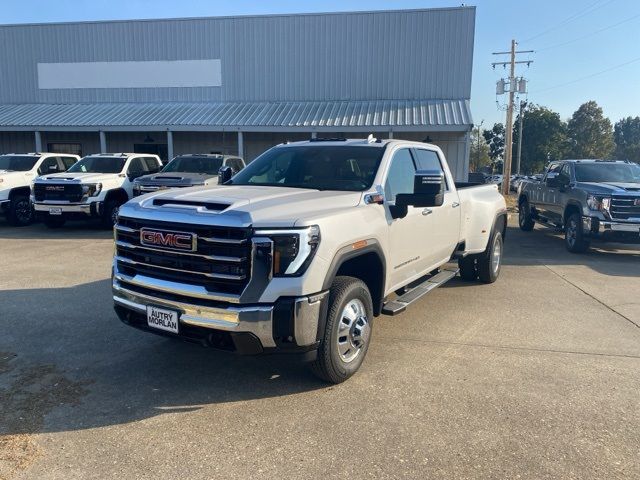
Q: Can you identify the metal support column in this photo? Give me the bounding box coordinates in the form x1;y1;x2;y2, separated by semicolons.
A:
99;131;107;153
237;131;244;159
34;131;42;152
167;130;174;161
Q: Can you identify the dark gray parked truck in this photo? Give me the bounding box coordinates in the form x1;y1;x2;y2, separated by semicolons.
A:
132;154;245;197
518;159;640;252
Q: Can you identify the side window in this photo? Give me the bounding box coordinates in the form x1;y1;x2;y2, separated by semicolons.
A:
414;149;448;189
38;157;60;175
558;164;571;185
143;157;161;173
127;158;147;178
61;157;77;170
227;158;244;173
384;149;416;202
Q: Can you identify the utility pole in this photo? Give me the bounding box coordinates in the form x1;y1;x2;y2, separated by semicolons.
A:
475;120;484;172
516;100;527;175
492;41;533;195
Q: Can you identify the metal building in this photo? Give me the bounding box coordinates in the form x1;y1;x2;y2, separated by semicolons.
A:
0;7;475;179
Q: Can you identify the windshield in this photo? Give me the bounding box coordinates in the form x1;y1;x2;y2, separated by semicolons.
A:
0;155;38;172
161;156;223;175
67;156;126;174
575;163;640;183
230;145;385;191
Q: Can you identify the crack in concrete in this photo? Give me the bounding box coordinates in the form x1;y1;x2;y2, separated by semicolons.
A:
542;264;640;329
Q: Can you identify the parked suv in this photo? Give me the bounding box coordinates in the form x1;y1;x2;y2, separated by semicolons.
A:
133;154;245;196
112;138;507;383
0;152;79;226
518;159;640;252
32;153;162;228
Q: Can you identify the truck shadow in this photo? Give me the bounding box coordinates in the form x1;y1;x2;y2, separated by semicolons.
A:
0;279;326;438
502;224;640;277
0;217;113;240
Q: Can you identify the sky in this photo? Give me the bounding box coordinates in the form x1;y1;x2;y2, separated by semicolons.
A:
2;0;639;129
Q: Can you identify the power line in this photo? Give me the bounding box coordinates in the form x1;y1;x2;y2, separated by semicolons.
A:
531;55;640;93
537;11;640;51
521;0;617;43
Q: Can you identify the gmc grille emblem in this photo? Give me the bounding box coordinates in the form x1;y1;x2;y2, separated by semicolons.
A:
140;228;197;252
46;185;65;191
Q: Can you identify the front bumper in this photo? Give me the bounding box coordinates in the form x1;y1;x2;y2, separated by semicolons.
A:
583;217;640;244
112;275;329;355
34;201;102;218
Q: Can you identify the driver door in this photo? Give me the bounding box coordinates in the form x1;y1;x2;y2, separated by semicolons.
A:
384;148;432;290
124;157;149;197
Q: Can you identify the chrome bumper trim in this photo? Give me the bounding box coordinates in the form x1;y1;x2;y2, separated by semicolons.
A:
597;220;640;233
34;202;92;213
113;281;276;348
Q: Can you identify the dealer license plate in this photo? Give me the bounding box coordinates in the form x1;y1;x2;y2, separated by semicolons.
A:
146;306;179;334
49;207;62;215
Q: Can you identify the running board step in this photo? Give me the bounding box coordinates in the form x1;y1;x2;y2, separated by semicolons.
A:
382;268;459;316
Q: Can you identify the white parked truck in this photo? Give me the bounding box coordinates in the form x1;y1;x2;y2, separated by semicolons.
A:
112;138;507;383
32;153;162;228
0;152;79;226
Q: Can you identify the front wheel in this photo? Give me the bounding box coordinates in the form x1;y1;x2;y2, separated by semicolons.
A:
7;195;34;226
102;200;122;228
565;212;590;253
309;276;373;384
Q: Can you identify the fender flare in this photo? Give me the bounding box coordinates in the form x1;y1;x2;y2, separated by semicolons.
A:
9;186;31;199
104;188;129;204
322;239;387;316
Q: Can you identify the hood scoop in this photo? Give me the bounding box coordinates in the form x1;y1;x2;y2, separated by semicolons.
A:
154;175;183;180
47;177;75;181
152;198;230;211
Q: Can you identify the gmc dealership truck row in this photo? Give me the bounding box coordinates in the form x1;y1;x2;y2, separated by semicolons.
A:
112;138;507;383
0;152;80;225
32;153;163;228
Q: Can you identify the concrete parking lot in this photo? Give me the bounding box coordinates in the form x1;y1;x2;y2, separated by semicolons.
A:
1;216;639;480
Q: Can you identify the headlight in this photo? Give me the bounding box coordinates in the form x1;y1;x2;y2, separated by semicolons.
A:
586;194;610;212
254;225;320;276
82;183;102;197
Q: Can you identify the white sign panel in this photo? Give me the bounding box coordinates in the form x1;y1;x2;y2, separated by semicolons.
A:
37;59;222;89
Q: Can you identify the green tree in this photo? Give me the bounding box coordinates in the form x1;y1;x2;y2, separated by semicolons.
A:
567;101;615;159
470;128;491;172
613;116;640;163
482;123;505;162
512;104;569;174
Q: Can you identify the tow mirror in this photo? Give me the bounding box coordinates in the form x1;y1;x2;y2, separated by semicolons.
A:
546;172;559;188
396;170;445;209
218;165;233;185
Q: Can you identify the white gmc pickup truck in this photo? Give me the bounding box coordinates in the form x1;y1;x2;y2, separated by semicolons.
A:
112;138;507;383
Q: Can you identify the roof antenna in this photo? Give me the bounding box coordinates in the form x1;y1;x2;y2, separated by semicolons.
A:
367;134;377;144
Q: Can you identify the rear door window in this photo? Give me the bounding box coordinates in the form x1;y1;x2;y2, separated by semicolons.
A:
38;157;61;175
413;148;448;190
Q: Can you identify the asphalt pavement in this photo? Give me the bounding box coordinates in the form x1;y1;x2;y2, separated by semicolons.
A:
1;216;639;479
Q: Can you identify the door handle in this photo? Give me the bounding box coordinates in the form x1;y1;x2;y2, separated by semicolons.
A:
452;202;460;208
422;208;433;216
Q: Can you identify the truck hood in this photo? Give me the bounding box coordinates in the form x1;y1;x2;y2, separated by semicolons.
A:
576;182;640;194
135;172;217;187
36;172;121;184
122;184;363;228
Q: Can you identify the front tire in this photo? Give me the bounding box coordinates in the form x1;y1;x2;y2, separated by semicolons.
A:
565;212;590;253
102;199;121;228
310;276;373;384
7;195;34;226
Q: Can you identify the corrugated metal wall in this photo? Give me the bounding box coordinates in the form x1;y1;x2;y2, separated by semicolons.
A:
0;7;475;104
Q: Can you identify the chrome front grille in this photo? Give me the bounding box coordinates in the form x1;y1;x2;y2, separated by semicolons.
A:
114;217;252;296
610;196;640;220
